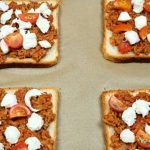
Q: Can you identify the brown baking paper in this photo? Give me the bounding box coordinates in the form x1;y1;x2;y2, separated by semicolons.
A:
1;0;150;149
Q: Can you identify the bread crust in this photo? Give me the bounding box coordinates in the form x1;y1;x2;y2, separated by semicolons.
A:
1;0;59;68
101;89;150;150
102;0;150;63
3;87;59;150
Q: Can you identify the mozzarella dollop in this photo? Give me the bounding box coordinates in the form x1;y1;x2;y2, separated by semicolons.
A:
35;3;51;18
1;93;18;108
15;9;22;18
120;129;135;143
118;12;131;22
0;143;4;150
0;25;16;39
21;31;37;50
132;0;144;13
132;99;150;117
1;9;13;24
27;113;44;131
25;89;42;112
145;124;150;134
36;15;50;33
28;8;35;13
25;137;41;150
125;31;140;45
147;33;150;42
0;1;9;12
12;18;32;30
0;39;9;54
39;40;51;48
135;15;147;30
4;126;20;144
122;107;136;126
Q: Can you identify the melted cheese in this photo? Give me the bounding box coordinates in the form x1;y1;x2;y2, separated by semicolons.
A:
120;129;135;143
36;15;50;33
122;107;136;126
20;30;37;50
39;40;51;48
0;39;9;54
1;9;13;24
4;126;20;144
25;137;41;150
0;1;9;12
35;3;51;18
27;113;44;131
0;25;16;39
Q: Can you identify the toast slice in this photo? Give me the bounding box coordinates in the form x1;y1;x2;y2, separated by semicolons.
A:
0;87;59;149
103;0;150;63
101;89;150;150
0;0;59;68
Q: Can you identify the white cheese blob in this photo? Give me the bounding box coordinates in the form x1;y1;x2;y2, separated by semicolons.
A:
12;18;32;30
25;89;43;112
35;3;51;18
145;124;150;135
132;99;150;117
21;31;37;50
36;15;50;33
0;39;9;54
0;1;9;12
25;137;41;150
1;93;18;108
122;107;136;126
1;9;13;24
120;129;135;143
27;113;44;131
28;8;35;13
15;9;22;18
0;143;4;150
39;40;51;48
135;15;147;30
0;25;17;39
125;31;140;45
132;0;144;13
147;33;150;42
4;126;20;144
118;12;131;22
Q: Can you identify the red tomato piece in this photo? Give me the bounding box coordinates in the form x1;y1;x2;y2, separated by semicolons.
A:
136;129;150;148
114;0;132;11
109;96;127;113
11;142;28;150
4;32;23;49
19;13;39;25
9;104;31;119
113;24;132;33
118;42;132;54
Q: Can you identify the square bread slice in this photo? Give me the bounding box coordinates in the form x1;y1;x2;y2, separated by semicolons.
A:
0;0;59;68
0;87;59;149
103;0;150;63
101;89;150;150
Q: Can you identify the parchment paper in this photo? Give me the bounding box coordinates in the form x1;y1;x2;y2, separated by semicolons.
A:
1;0;150;149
